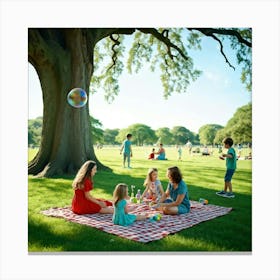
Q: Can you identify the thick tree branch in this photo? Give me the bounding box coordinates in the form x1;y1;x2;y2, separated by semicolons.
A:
188;27;253;70
188;28;252;48
161;29;169;38
208;33;235;70
137;28;189;61
88;28;136;44
107;34;120;71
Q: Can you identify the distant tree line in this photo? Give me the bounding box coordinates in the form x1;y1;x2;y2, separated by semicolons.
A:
28;117;43;147
28;103;251;147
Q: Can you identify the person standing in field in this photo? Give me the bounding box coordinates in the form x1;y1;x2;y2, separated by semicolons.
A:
120;133;133;168
177;145;182;161
216;137;237;198
186;140;192;155
237;143;242;158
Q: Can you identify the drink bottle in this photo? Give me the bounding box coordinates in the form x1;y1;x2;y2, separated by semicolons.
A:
136;189;141;203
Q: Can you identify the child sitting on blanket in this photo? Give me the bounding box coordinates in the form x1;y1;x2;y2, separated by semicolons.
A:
141;168;165;203
148;148;156;160
112;183;147;226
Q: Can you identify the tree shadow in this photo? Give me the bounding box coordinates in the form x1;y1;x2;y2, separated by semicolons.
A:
29;171;252;252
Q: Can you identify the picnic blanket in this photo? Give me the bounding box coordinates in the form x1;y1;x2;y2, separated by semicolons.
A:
41;201;232;243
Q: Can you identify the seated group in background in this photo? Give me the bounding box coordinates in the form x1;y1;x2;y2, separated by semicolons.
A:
155;144;167;160
202;146;210;156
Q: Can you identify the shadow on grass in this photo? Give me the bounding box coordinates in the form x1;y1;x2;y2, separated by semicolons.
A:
29;170;252;252
29;161;252;200
28;217;146;252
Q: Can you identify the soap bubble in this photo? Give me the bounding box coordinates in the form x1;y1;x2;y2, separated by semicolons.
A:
67;88;87;108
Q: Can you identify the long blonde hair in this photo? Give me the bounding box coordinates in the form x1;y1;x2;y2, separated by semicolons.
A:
113;183;128;206
72;160;96;190
143;168;158;187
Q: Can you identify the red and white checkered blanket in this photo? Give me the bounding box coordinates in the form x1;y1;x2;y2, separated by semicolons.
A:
41;201;232;243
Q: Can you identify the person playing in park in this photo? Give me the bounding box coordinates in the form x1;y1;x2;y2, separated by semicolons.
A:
148;148;155;160
216;137;237;198
237;143;242;158
186;140;192;155
112;183;147;226
72;160;113;214
155;143;167;160
120;133;133;168
141;168;165;202
157;166;191;215
177;145;182;161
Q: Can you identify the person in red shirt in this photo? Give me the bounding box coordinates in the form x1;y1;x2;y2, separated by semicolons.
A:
72;160;113;214
148;148;155;160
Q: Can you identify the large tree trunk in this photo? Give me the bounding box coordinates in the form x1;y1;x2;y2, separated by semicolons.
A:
28;29;110;177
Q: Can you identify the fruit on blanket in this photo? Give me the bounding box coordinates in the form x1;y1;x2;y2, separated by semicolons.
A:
155;214;162;221
130;197;138;203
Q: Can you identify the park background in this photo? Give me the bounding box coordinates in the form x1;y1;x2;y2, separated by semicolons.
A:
29;28;252;149
27;27;252;253
1;0;279;279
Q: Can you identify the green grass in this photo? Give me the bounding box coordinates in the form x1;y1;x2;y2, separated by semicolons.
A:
28;146;252;252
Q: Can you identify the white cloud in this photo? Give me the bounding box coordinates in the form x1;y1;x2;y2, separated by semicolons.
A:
204;70;221;82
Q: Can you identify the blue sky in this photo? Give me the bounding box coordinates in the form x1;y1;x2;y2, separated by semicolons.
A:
28;30;251;133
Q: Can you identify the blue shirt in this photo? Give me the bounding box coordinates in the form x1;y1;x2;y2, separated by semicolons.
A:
123;139;131;155
167;180;190;212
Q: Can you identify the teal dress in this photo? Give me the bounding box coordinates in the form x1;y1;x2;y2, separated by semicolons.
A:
112;199;136;226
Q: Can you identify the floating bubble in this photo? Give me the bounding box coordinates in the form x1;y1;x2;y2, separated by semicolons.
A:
67;88;88;108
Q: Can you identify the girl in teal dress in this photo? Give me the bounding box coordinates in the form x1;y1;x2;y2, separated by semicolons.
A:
112;183;147;226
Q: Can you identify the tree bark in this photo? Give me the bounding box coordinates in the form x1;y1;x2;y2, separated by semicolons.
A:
28;29;110;177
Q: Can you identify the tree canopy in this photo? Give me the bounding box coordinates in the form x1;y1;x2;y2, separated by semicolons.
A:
90;116;104;144
116;124;157;146
29;103;251;147
198;124;224;145
155;127;173;145
213;103;252;144
103;129;120;145
28;27;252;177
28;117;43;147
92;28;252;102
171;126;196;145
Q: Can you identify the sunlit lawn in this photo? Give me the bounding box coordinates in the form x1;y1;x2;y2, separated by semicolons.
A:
28;146;252;252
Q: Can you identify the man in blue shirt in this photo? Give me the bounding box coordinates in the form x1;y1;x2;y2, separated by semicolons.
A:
120;134;133;168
